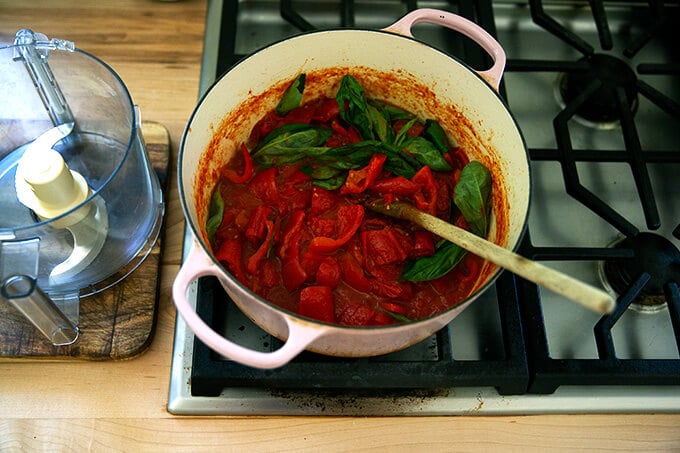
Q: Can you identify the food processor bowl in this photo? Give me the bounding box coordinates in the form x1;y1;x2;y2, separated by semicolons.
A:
0;30;164;345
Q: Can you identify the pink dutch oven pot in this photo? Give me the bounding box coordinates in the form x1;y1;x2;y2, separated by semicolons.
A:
173;9;530;369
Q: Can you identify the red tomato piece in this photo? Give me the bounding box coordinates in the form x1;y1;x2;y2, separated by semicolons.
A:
455;253;481;287
339;253;372;293
380;301;408;315
309;216;336;238
277;166;312;212
316;256;341;288
411;165;439;215
340;153;386;195
410;230;435;258
310;186;339;216
300;249;325;278
282;257;307;291
361;229;408;266
369;176;420;196
327;119;362;146
214;238;245;282
337;302;375;326
309;204;364;253
223;143;254;184
250;111;280;143
278;209;305;261
248;167;281;208
245;219;275;274
372;277;413;299
298;286;334;323
282;103;317;125
311;98;340;122
370;311;395;325
244;205;272;243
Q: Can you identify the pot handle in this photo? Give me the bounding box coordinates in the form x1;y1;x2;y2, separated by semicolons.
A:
172;240;326;369
383;8;506;91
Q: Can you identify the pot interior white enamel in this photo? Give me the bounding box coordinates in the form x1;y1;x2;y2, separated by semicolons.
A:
176;22;530;368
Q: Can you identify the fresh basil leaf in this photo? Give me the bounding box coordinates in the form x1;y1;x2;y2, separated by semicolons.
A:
255;123;328;151
252;124;332;167
393;117;418;147
379;142;420;179
300;164;342;180
369;99;414;121
312;175;346;190
276;73;306;115
367;104;393;143
400;241;467;282
453;161;492;237
336;75;374;140
423;119;449;153
206;184;224;244
402;136;452;171
323;141;380;168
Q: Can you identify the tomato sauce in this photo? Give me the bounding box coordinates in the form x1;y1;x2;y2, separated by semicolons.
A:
210;88;486;327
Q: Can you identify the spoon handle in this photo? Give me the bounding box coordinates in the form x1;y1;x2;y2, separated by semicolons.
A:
370;201;616;315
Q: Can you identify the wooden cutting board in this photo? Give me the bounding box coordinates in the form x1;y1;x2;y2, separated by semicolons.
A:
0;121;169;361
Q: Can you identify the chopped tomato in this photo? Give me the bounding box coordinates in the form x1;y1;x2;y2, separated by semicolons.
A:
411;165;439;215
340;153;386;195
316;256;341;288
337;301;375;326
298;286;334;323
248;167;281;208
283;103;317;124
282;257;307;291
310;186;339;216
369;176;420;196
339;252;371;293
278;166;312;212
245;219;275;274
223;143;254;184
309;204;364;253
361;229;408;266
380;301;408;315
214;238;245;282
278;209;305;261
455;253;481;287
326;119;362;147
244;205;272;243
212;83;484;328
311;98;340;122
410;230;435;258
250;111;279;143
309;216;336;237
299;249;325;278
371;311;394;325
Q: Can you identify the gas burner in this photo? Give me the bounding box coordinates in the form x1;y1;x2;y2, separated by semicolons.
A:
557;54;638;129
601;233;680;312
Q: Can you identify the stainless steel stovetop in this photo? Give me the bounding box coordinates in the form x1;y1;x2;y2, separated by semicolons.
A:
168;0;680;415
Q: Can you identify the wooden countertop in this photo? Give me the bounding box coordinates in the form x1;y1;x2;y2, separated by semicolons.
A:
0;1;679;450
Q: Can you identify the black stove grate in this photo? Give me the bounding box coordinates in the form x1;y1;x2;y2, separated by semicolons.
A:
191;272;529;397
191;0;680;397
493;0;680;394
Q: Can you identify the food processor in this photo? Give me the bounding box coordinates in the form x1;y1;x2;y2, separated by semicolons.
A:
0;30;164;345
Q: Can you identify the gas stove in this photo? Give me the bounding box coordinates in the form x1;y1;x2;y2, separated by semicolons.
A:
168;0;680;415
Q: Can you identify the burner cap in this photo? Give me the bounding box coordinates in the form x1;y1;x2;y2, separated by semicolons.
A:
558;54;638;125
602;233;680;311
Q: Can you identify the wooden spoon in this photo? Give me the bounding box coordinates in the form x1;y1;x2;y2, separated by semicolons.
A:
368;200;616;315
